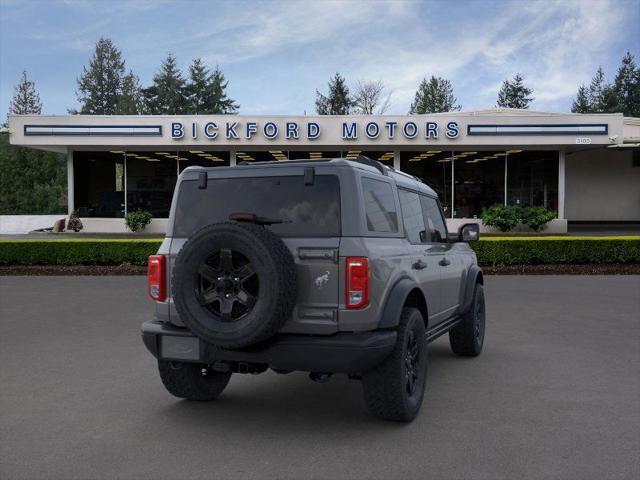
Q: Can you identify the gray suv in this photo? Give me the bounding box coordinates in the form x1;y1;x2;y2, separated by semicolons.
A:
142;156;485;422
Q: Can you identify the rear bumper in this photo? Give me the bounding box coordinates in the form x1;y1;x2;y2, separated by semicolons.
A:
141;320;396;374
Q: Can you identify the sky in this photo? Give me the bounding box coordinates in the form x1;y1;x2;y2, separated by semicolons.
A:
0;0;638;117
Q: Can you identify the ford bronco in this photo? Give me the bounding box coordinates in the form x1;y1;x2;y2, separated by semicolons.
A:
142;156;485;422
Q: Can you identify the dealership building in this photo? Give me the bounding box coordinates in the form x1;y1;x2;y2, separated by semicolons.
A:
7;109;640;233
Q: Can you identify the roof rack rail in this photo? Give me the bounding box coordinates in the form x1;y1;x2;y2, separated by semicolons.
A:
349;155;387;175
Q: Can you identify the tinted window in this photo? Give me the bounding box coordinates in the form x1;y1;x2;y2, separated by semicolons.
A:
399;189;427;243
174;175;340;237
362;178;398;233
420;195;448;243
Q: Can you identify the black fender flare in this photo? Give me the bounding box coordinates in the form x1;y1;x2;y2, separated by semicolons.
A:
458;265;483;315
378;278;426;329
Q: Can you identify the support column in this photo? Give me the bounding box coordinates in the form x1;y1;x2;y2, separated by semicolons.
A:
451;153;455;218
123;154;128;216
66;149;74;216
230;150;236;166
504;153;508;206
558;149;566;219
393;150;401;171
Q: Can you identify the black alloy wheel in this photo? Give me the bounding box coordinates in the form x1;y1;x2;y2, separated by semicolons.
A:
195;248;259;322
404;329;421;396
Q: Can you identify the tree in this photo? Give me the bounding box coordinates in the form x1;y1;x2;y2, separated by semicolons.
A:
185;58;209;114
143;53;188;114
207;65;239;114
75;37;126;114
587;67;608;112
185;59;239;114
1;70;66;215
571;85;591;113
116;71;144;115
613;51;640;117
315;73;353;115
8;70;42;117
353;80;391;114
409;76;460;114
0;135;66;215
496;74;534;109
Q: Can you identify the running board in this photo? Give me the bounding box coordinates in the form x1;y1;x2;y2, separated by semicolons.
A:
426;317;461;343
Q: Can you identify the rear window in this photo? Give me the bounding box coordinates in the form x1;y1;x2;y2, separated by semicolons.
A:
173;175;341;237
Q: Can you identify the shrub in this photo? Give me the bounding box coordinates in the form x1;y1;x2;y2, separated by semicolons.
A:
67;210;83;232
521;206;556;232
125;211;153;232
1;238;638;267
0;239;162;266
481;205;520;232
471;237;640;266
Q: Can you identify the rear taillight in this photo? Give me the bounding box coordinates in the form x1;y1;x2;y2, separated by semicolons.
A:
346;257;369;309
147;255;166;301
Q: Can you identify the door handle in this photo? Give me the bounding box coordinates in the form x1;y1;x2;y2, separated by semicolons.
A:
439;257;451;267
412;259;427;270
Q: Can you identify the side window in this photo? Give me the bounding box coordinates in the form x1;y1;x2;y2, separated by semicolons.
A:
420;195;448;243
361;178;398;233
398;189;427;243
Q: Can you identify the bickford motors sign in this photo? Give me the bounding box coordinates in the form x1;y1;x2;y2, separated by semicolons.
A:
170;119;461;141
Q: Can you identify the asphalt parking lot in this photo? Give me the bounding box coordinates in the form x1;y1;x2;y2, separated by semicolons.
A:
1;275;639;480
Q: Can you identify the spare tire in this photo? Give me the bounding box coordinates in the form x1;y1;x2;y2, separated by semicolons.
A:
172;222;297;349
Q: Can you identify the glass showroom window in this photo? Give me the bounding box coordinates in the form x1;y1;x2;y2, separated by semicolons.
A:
73;151;125;218
507;150;559;213
125;153;177;218
176;150;230;172
400;151;453;216
453;151;505;219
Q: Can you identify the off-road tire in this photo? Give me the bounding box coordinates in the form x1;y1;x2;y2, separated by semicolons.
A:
173;222;297;349
158;360;231;401
362;308;427;422
449;283;485;356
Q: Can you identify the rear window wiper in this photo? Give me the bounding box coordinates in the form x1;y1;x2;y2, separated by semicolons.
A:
229;212;291;226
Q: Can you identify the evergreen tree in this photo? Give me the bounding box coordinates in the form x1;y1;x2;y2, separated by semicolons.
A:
613;51;640;117
116;71;144;114
571;85;591;113
496;73;534;109
409;76;460;114
587;67;607;112
75;37;126;114
186;58;209;114
143;53;188;114
0;136;66;215
185;59;239;114
9;70;42;116
1;71;66;214
315;73;353;115
207;65;239;114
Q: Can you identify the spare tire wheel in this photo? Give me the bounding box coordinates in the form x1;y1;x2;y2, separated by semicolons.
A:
172;222;297;349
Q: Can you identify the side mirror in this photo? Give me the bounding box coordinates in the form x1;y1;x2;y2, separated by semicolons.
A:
458;223;480;242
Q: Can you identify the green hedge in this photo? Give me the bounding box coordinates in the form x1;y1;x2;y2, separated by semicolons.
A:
471;237;640;266
0;237;639;267
0;240;162;266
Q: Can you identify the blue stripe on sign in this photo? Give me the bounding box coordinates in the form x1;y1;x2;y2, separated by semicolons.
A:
467;124;608;136
24;125;163;137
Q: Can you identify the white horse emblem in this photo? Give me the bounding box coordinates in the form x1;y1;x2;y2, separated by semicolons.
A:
315;271;330;288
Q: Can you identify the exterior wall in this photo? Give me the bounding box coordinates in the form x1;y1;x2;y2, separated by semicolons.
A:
0;215;67;234
565;149;640;221
8;112;625;150
76;218;567;235
80;218;168;234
